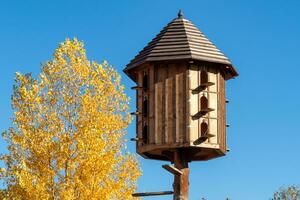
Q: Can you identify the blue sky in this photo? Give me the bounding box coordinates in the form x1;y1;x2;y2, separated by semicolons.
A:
1;0;300;199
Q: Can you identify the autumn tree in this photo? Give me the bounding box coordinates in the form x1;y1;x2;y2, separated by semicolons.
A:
272;185;300;200
0;38;141;200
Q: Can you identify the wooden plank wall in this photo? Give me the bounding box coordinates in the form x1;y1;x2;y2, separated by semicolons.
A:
136;62;223;149
188;65;219;145
189;66;199;142
207;67;218;144
155;82;163;144
153;63;187;145
199;66;209;144
175;72;184;143
137;71;144;147
165;77;174;144
218;73;226;152
148;66;155;144
185;68;190;143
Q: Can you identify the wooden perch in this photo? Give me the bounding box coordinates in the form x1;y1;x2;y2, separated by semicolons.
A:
226;147;230;152
193;133;215;145
130;111;142;115
132;191;174;197
131;86;144;90
162;164;183;176
130;137;142;142
191;82;215;94
192;108;215;120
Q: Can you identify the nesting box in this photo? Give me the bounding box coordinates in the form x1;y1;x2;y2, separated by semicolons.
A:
124;12;238;162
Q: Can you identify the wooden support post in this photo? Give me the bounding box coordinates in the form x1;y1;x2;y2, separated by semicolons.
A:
173;149;189;200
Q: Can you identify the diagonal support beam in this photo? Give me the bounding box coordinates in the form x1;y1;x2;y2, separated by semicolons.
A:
162;164;183;176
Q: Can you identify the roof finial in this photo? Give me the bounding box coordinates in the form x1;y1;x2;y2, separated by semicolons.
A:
178;10;183;19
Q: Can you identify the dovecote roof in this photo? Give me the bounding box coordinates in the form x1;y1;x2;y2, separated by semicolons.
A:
124;11;238;80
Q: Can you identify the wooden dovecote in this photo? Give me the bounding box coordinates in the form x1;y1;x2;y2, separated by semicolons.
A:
124;11;238;163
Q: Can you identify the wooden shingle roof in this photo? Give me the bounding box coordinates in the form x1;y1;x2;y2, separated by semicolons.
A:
124;11;238;80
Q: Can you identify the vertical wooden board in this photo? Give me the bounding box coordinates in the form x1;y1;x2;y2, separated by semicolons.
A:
175;72;184;143
208;119;218;143
217;72;221;147
189;89;199;114
137;71;143;146
189;68;199;143
218;72;226;151
185;67;190;143
208;93;218;118
155;82;163;144
217;72;222;147
189;69;198;90
160;66;167;144
165;77;174;144
156;63;166;82
148;65;155;144
187;66;200;139
208;72;217;92
189;95;199;142
222;74;227;151
179;63;187;143
169;64;178;144
199;65;208;92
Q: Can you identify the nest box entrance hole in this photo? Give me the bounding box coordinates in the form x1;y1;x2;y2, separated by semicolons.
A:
142;97;148;116
200;96;208;110
201;121;208;136
143;72;148;89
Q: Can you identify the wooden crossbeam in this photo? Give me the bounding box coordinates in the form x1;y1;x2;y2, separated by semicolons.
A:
162;164;183;176
132;191;174;197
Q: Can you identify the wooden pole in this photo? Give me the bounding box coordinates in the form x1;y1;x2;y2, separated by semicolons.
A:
173;149;189;200
132;191;174;197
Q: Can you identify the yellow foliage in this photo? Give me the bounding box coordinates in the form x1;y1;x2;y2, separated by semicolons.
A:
1;38;141;200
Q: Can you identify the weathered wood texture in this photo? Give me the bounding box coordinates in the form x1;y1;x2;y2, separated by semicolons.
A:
188;64;219;145
148;65;155;144
218;72;227;153
152;63;187;145
165;77;174;144
135;62;227;161
155;82;163;144
137;71;143;147
173;150;189;200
